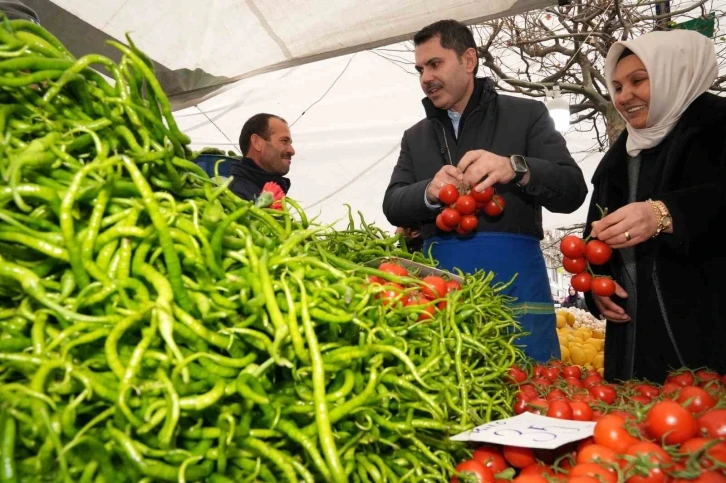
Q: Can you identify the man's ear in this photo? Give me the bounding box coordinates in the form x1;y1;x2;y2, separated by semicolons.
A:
251;133;263;152
463;47;478;74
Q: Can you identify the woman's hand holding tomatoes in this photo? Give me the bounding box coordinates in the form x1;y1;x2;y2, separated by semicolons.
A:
590;202;660;249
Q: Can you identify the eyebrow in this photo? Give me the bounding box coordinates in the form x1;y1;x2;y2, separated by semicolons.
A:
613;69;648;84
414;57;443;72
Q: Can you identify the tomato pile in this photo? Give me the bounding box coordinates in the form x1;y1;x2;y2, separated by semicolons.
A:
435;184;505;235
369;261;462;321
450;361;726;482
559;235;616;297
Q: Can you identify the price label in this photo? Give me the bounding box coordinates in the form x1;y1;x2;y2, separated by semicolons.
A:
450;412;596;449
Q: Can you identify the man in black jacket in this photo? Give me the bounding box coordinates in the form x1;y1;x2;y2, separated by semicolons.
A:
230;113;294;201
383;20;588;362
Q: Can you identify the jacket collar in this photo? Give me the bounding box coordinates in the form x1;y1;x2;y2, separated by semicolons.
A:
228;157;291;193
422;77;497;120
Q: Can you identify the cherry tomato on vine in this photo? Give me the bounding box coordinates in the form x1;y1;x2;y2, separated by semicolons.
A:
647;401;698;445
591;277;616;297
439;184;459;205
483;195;506;217
560;235;587;258
421;275;447;300
440;207;461;228
455;195;477;215
563;257;587;274
436;213;454;232
585;240;612;265
472;186;495;203
460;214;478;232
450;460;495;483
571;272;593;292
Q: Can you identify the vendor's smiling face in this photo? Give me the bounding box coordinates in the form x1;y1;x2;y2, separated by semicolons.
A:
415;36;476;113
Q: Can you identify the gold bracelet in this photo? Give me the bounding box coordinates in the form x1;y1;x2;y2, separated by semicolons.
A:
647;199;669;238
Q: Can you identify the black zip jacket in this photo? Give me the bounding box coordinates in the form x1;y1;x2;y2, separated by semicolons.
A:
382;78;587;240
228;157;291;202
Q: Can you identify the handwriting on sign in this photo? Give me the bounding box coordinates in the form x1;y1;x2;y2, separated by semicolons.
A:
450;412;596;449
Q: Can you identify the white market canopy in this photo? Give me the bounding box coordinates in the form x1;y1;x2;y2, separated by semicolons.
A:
33;0;557;109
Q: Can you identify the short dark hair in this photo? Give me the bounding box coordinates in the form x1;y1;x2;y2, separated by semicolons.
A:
617;47;635;63
414;19;478;76
239;113;286;156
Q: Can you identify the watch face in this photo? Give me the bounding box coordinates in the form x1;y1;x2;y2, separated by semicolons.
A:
512;155;528;172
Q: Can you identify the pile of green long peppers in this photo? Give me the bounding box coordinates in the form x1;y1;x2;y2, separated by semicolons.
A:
0;18;526;483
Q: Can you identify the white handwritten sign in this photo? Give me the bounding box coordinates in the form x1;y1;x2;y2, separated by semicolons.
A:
450;412;596;449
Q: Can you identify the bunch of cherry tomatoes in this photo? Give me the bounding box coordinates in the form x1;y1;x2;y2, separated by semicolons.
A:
435;184;505;235
449;361;726;483
370;261;462;321
559;235;617;297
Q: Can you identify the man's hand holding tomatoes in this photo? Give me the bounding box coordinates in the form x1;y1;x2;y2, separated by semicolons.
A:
590;202;659;249
457;149;530;193
426;165;464;204
592;280;631;323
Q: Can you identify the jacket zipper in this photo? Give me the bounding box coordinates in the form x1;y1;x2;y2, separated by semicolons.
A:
652;260;686;367
432;105;483;167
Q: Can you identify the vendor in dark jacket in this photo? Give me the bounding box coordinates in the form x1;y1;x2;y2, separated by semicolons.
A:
583;30;726;383
382;20;588;363
229;113;294;201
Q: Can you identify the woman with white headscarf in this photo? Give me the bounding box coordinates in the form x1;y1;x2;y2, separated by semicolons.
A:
582;30;726;383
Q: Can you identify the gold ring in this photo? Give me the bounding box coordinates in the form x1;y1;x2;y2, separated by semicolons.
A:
439;182;444;188
624;231;631;241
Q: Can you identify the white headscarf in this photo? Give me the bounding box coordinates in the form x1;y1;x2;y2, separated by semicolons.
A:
604;30;718;156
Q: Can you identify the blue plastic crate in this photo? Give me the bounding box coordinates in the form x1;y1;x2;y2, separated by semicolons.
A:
192;154;236;178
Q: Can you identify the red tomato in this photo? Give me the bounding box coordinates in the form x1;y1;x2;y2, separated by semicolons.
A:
440;207;462;228
533;365;545;378
526;398;549;416
583;374;603;387
455;195;477;215
571;272;593;292
634;384;660;399
563;257;587;274
472;186;494;203
590;277;616;297
368;275;382;285
593;415;637;453
438;184;459;205
483;195;506;217
624;441;672;483
459;214;478;232
576;444;618;466
519;463;555;477
667;371;696;387
547;400;573;420
676;386;717;415
455;225;470;235
546;388;567;401
563;365;582;380
672;473;726;483
696;370;721;386
570;400;594;421
569;463;617;483
436;213;454;231
507;366;529;385
513;395;529;415
588;385;617;405
377;262;408;277
560;235;587;259
446;280;462;292
646;401;698;445
697;409;726;440
377;283;404;306
542;367;560;382
679;437;726;469
421;275;447;300
585;240;612;265
502;446;536;468
450;459;495;483
417;304;435;321
661;382;682;397
472;446;508;474
512;476;548;483
630;395;652;405
565;377;585;390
